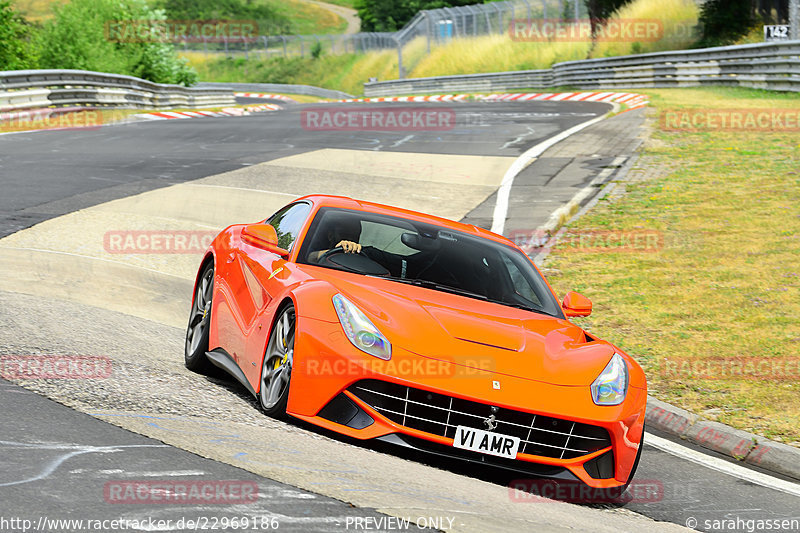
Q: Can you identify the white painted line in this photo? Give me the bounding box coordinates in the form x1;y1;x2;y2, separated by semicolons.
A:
124;470;207;477
183;183;297;196
0;246;189;279
391;134;415;148
490;104;618;235
645;432;800;498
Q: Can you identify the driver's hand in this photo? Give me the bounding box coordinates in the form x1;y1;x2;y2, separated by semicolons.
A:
337;240;362;254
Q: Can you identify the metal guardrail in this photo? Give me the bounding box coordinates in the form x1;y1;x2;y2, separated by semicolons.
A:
0;69;237;111
364;41;800;96
195;82;353;100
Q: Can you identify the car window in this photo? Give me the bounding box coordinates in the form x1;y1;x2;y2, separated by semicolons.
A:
502;254;544;308
359;221;418;256
267;202;311;251
297;207;563;318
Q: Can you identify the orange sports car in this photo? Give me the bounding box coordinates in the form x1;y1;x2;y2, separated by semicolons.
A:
185;194;646;491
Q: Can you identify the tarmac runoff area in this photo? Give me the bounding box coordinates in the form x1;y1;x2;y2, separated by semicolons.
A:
0;147;689;532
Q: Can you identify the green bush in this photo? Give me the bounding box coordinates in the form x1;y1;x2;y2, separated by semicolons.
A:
356;0;478;32
698;0;753;46
311;41;323;59
36;0;197;85
0;0;38;70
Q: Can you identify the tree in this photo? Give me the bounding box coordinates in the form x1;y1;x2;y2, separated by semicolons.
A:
584;0;633;36
36;0;197;85
0;0;38;70
698;0;754;46
356;0;477;33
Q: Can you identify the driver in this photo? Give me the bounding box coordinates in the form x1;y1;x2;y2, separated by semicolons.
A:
308;216;363;263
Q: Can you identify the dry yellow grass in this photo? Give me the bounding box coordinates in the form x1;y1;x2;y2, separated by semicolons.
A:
591;0;700;57
12;0;65;20
411;34;590;77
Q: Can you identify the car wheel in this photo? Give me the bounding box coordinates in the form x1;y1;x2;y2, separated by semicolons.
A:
185;262;214;373
259;305;295;418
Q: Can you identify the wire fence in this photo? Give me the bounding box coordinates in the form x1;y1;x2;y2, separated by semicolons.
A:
176;0;589;64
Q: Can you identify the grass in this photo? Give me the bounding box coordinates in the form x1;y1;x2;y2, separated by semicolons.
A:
11;0;347;34
192;0;700;95
589;0;699;57
12;0;66;20
183;46;413;96
313;0;356;8
542;87;800;445
269;0;347;35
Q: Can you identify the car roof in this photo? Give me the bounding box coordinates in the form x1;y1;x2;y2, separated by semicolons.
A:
294;194;515;247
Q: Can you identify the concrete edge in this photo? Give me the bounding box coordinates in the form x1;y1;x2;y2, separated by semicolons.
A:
530;109;800;483
646;397;800;481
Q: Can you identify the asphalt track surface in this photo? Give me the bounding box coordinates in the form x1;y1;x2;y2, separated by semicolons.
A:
1;100;798;532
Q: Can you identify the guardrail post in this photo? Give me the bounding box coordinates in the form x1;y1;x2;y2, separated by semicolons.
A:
424;12;431;53
520;0;530;22
792;0;799;39
395;36;405;78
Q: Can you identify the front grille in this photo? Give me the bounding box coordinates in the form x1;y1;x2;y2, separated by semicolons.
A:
348;379;611;460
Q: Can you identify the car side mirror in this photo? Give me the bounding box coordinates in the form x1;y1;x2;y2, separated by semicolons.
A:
562;291;592;317
241;223;289;258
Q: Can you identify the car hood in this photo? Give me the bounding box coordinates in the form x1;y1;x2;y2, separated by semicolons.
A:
312;270;614;387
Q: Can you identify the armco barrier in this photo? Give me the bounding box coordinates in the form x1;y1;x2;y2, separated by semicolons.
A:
0;69;236;111
364;41;800;96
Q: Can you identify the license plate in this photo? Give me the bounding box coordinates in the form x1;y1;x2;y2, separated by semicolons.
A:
453;425;520;459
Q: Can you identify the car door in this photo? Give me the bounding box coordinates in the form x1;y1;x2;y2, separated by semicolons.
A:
239;201;313;386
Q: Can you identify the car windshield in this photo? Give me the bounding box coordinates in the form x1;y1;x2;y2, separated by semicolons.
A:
297;207;563;318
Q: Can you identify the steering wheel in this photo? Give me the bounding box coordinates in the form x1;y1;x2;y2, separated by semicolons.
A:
319;246;364;262
318;246;390;277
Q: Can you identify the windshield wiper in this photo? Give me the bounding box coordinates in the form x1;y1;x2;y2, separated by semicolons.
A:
369;275;555;316
369;275;489;301
486;299;542;314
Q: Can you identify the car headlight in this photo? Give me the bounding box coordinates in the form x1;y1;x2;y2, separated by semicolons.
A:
332;294;392;360
591;352;628;406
